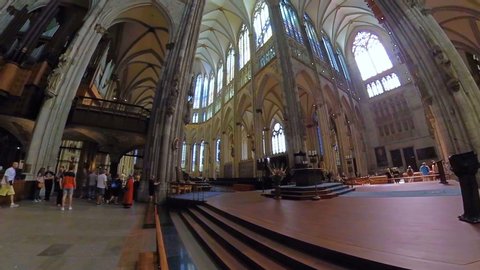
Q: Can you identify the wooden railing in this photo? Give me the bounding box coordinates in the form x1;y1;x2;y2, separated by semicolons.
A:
137;204;169;270
155;205;169;270
73;96;151;118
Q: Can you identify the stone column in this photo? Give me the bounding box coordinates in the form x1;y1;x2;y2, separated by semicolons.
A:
375;0;480;159
142;0;205;203
24;2;107;178
267;0;306;165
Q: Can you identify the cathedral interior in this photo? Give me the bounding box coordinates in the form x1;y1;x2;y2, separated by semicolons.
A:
0;0;479;269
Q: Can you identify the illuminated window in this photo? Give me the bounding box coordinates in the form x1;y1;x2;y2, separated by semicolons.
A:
181;142;187;169
239;24;250;68
352;32;393;80
280;0;303;44
199;141;205;172
304;14;328;61
208;73;215;105
191;144;197;171
322;33;339;71
201;75;209;108
272;123;286;154
226;46;235;83
217;63;223;94
193;75;202;108
253;0;272;49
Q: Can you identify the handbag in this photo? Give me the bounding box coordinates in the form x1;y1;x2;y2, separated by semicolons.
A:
38;181;44;188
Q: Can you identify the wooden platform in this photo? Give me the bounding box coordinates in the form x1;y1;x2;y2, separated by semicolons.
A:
183;183;480;270
263;183;355;200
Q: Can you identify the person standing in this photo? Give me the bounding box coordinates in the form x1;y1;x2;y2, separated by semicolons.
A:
419;162;430;181
44;166;55;201
96;170;107;205
123;175;134;208
87;170;97;200
60;165;77;211
0;162;19;207
55;166;65;206
34;168;45;202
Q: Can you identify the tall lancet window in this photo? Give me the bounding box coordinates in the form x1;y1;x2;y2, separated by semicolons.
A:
352;31;401;97
217;63;223;94
201;74;209;108
304;14;328;62
280;0;303;44
181;141;187;169
226;46;235;83
193;74;202;108
191;143;197;171
253;0;272;49
199;141;205;172
208;72;215;105
272;123;286;154
322;33;340;72
239;24;250;68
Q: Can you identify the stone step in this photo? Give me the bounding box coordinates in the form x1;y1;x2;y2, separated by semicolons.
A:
196;205;345;270
178;211;248;270
186;208;288;270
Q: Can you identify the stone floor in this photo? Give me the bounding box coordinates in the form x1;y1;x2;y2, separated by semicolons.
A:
0;199;155;270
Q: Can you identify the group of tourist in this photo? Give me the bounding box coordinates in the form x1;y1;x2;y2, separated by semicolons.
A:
1;160;138;210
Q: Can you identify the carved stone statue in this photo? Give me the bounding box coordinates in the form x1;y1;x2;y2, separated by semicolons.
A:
46;46;73;98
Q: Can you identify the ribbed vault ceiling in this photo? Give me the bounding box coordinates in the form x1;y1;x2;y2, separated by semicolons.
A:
194;0;381;72
109;5;169;109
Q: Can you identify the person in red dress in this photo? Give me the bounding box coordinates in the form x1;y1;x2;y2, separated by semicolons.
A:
123;175;134;208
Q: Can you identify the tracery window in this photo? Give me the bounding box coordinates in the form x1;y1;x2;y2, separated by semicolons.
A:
199;141;205;172
217;63;223;94
239;24;250;69
337;48;351;82
272;123;286;154
208;73;215;105
226;46;235;83
192;113;199;123
253;0;272;49
193;74;202;109
322;33;340;71
201;75;209;108
181;142;187;169
352;32;393;80
191;143;197;171
304;14;328;62
280;0;303;44
215;139;221;163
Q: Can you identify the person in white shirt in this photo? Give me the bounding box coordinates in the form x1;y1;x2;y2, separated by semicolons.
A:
0;162;19;207
96;170;107;205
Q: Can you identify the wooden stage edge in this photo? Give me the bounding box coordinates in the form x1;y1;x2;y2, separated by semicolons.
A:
205;183;480;270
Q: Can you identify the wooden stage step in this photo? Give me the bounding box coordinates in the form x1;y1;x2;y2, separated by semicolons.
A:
186;207;288;270
195;205;344;270
176;202;395;270
179;211;248;270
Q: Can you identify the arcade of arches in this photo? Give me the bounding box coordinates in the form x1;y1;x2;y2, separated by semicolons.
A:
0;0;480;202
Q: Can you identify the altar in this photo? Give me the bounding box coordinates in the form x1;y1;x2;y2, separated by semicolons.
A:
291;168;325;186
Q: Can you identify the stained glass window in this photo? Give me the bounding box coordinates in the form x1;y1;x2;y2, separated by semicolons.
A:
322;33;340;71
304;14;327;61
272;123;286;154
193;74;202;109
199;141;205;172
226;46;235;83
201;75;209;108
280;0;303;44
208;73;215;105
217;63;223;94
253;0;272;49
239;24;250;68
181;142;187;169
352;32;393;80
